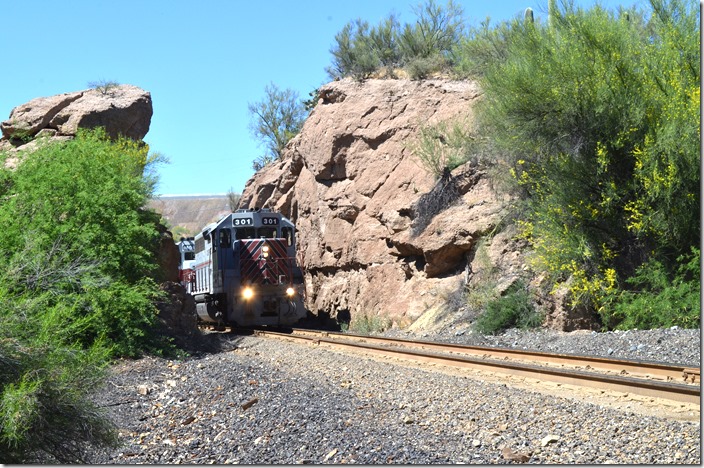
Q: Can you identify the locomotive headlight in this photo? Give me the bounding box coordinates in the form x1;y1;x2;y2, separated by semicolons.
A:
286;287;295;297
242;287;254;300
262;245;270;258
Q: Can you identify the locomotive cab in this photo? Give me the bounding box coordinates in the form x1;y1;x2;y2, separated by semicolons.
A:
191;208;306;327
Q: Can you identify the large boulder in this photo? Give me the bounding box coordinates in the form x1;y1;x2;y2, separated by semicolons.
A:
239;79;522;328
0;91;83;140
1;84;152;145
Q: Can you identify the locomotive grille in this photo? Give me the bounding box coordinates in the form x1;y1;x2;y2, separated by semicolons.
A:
240;239;293;285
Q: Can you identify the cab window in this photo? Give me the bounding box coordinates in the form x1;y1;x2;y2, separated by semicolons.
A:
236;227;256;240
219;229;231;248
257;227;277;238
282;227;294;246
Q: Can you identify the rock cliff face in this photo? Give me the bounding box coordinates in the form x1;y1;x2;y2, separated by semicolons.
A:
239;78;534;329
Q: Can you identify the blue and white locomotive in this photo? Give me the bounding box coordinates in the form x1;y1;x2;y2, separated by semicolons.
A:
187;208;306;327
176;236;196;293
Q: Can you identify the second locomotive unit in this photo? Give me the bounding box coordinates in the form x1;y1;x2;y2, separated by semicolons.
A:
188;208;306;327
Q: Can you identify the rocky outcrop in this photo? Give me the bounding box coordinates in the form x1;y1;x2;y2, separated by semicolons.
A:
1;84;152;168
1;84;152;141
239;78;533;329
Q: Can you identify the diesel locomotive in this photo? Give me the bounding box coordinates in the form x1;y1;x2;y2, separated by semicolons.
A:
176;236;196;294
183;208;306;327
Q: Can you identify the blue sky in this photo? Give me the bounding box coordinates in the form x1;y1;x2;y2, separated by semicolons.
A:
1;0;637;196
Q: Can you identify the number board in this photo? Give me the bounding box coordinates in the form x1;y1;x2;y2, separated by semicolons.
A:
181;243;194;251
232;218;253;226
262;217;279;226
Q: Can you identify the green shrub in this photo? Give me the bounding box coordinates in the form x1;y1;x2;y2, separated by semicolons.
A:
327;0;464;80
603;248;700;330
470;0;699;317
410;118;475;179
464;240;500;311
404;53;448;80
0;321;118;463
87;79;120;96
347;313;391;334
0;128;169;357
0;127;175;462
473;281;541;335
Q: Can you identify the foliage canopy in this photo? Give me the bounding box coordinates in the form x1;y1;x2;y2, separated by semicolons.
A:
0;128;171;461
248;83;308;170
470;0;700;329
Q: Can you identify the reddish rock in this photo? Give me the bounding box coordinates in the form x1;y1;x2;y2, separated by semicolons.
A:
1;84;152;166
240;78;597;331
240;78;512;327
1;91;83;139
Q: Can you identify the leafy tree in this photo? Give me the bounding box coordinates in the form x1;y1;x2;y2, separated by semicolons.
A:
0;127;170;356
398;0;465;76
468;0;699;325
0;127;173;462
248;83;307;170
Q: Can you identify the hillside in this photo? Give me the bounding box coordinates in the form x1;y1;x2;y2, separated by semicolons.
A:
148;195;231;237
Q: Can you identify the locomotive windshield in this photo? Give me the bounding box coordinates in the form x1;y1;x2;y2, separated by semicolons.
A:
257;227;277;238
184;252;195;261
235;227;256;240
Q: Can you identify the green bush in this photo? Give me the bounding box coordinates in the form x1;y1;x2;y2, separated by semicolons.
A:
347;313;391;334
327;0;464;80
603;248;700;330
473;281;542;335
0;129;169;356
405;54;449;80
0;320;118;463
0;128;174;462
410;118;475;178
470;0;700;317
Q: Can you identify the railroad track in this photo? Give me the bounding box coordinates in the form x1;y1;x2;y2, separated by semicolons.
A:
249;328;700;406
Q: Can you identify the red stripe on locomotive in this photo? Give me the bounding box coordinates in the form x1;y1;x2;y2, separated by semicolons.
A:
239;239;293;285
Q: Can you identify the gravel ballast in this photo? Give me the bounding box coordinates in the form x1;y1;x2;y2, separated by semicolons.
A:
89;327;700;464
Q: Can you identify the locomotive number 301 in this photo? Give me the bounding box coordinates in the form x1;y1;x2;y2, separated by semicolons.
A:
262;217;279;225
233;218;253;226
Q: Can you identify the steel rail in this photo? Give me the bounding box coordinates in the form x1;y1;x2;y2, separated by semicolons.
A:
254;329;701;405
286;328;697;383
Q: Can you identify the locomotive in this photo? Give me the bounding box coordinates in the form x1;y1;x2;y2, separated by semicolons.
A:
182;208;306;327
176;236;196;293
